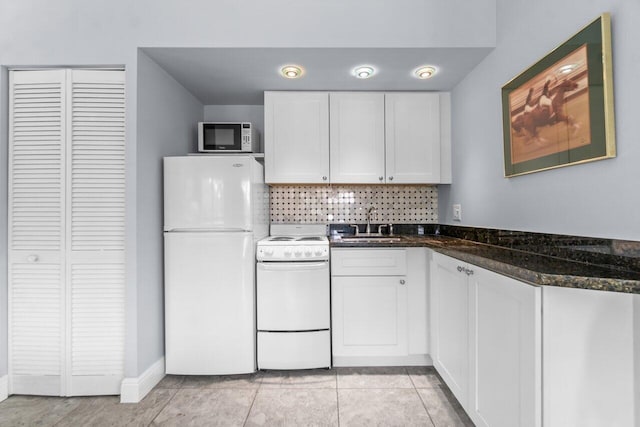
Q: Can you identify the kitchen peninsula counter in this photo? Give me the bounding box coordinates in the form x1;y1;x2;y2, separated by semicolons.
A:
330;234;640;294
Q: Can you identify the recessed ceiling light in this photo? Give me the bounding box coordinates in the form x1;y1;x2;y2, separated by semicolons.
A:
281;65;303;79
414;66;437;79
353;66;375;79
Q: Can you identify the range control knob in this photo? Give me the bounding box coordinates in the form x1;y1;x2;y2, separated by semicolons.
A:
284;250;292;257
294;250;302;257
314;250;324;256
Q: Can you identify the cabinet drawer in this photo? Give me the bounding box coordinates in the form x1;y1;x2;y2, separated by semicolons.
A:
258;330;331;370
331;248;406;276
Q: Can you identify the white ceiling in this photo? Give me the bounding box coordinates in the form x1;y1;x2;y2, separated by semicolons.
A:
142;47;493;105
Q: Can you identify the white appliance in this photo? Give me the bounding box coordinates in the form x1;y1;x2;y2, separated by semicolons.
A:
256;224;331;370
198;122;258;153
163;155;268;375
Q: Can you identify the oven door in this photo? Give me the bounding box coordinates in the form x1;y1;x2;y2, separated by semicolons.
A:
257;261;330;331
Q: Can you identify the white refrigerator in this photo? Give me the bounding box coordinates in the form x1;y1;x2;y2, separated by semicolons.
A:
163;155;268;375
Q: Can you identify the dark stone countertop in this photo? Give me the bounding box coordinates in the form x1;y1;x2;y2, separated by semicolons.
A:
329;235;640;294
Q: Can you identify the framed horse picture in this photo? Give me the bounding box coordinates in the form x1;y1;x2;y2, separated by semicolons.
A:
501;13;615;177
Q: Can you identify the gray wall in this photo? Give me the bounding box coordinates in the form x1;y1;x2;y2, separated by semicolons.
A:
132;0;496;48
0;0;496;379
0;8;141;378
136;52;203;373
440;0;640;241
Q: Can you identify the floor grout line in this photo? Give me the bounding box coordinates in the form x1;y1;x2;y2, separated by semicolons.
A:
147;387;180;427
241;386;260;426
413;386;437;427
335;378;341;427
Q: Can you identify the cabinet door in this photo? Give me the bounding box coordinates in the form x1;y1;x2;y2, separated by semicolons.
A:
329;92;385;183
543;287;634;427
332;276;408;358
430;252;469;406
385;93;441;183
264;91;329;183
469;266;541;427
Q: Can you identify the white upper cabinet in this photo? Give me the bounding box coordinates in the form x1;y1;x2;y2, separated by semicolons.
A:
264;91;329;183
386;93;443;184
264;91;451;184
329;92;385;183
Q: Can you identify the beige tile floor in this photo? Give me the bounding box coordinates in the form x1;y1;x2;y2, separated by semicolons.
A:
0;366;474;426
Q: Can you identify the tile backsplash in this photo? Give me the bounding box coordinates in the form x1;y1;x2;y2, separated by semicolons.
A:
270;185;438;224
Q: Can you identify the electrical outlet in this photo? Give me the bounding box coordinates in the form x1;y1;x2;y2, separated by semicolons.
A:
452;204;462;221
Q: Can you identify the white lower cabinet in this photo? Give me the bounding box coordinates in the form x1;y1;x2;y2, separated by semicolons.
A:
469;263;541;427
332;275;408;357
331;248;429;366
542;286;635;427
430;252;541;427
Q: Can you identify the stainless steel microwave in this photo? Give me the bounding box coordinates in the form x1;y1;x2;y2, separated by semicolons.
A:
197;122;258;153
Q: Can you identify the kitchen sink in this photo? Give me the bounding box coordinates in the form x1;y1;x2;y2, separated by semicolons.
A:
339;236;403;243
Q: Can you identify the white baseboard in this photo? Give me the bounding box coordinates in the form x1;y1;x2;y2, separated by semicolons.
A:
0;375;7;402
120;357;165;403
332;354;432;367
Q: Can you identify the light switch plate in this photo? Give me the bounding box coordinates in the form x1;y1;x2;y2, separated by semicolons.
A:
452;204;462;221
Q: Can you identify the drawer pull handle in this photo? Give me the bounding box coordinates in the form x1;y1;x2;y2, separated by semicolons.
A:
399;279;405;285
456;265;474;275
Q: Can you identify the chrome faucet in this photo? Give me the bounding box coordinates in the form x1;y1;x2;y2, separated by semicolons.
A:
365;206;377;235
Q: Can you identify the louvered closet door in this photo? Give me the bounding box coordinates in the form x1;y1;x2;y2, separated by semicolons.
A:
9;70;67;396
66;70;125;395
8;69;125;397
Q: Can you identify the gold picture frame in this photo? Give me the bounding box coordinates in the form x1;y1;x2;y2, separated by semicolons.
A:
502;13;615;177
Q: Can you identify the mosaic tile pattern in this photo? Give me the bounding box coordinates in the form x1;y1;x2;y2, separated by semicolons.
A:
270;185;438;224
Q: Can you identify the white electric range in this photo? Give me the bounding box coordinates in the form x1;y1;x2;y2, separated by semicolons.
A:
256;224;331;370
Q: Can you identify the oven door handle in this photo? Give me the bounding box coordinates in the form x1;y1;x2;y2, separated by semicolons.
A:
258;261;328;271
